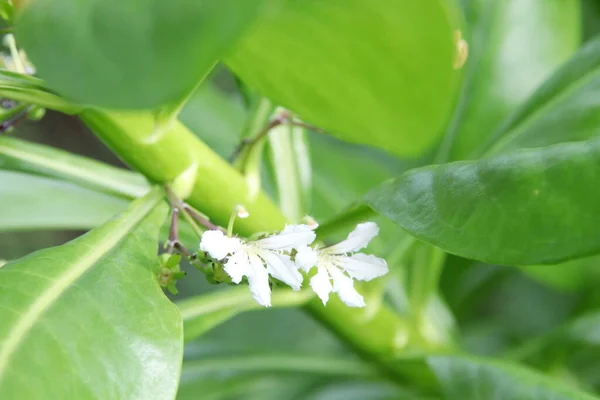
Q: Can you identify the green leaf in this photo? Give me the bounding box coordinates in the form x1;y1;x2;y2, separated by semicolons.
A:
0;188;182;398
428;355;599;400
0;70;81;114
478;36;600;157
0;170;129;231
443;0;579;161
0;136;149;199
15;0;269;109
178;287;313;342
367;138;600;265
268;123;311;222
226;0;463;157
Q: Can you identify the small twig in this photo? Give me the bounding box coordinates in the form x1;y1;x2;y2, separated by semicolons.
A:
229;110;291;162
165;207;192;257
183;203;224;232
288;121;326;134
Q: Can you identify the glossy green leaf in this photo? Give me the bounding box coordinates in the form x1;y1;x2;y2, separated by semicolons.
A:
478;36;600;157
367;138;600;265
15;0;268;109
444;0;579;161
428;355;599;399
0;170;129;231
226;0;462;157
0;189;182;398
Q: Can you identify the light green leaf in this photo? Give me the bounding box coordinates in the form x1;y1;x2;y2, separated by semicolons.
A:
178;287;313;342
478;36;600;157
16;0;269;109
0;188;182;399
0;70;81;114
0;170;129;231
226;0;463;156
429;355;599;399
0;136;149;198
443;0;579;161
367;138;600;265
268;123;311;222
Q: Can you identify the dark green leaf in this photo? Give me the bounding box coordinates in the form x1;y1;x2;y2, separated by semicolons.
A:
226;0;463;156
16;0;269;109
429;355;599;400
367;138;600;265
0;189;182;398
445;0;579;161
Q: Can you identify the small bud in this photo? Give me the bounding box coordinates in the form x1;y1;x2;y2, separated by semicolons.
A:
236;204;249;219
453;30;468;69
27;107;46;121
302;215;319;230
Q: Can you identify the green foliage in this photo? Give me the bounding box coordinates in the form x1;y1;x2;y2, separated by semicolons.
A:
3;0;600;399
0;189;182;398
15;0;270;109
446;0;580;160
368;138;600;265
226;0;463;156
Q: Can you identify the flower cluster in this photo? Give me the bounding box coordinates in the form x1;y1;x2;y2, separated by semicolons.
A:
199;219;388;307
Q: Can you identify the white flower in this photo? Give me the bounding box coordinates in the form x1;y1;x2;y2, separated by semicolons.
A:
296;222;388;308
199;225;316;306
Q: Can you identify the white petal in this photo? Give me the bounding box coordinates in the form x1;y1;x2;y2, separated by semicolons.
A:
329;267;366;308
223;249;250;284
326;222;379;254
199;230;242;260
247;252;272;307
253;224;316;251
310;265;333;305
257;250;303;291
335;253;388;281
295;245;318;272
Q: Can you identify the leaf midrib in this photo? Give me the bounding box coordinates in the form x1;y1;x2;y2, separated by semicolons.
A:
0;188;162;381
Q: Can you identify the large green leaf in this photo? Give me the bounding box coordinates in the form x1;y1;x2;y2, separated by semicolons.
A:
15;0;268;109
478;36;600;157
445;0;579;160
0;170;129;231
367;138;600;265
428;355;599;399
0;189;182;398
226;0;462;157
